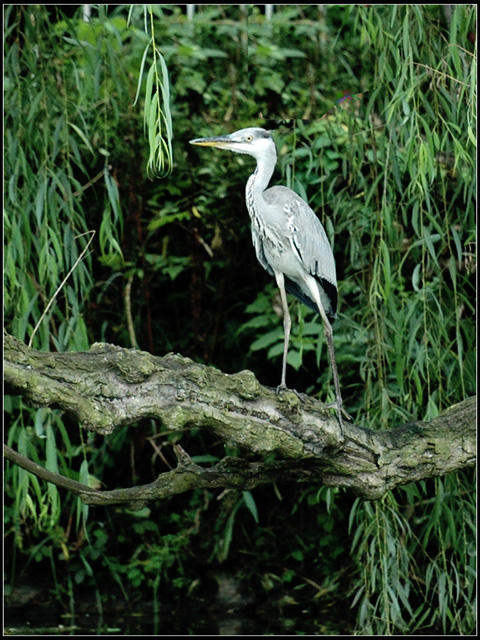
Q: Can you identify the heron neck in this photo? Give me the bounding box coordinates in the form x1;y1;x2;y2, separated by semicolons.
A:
246;153;276;214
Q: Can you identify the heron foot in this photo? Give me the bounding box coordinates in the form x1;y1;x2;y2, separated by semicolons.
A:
325;401;353;422
275;385;305;402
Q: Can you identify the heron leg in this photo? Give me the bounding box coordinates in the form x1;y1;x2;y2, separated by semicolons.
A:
304;278;352;428
322;319;353;423
274;272;291;389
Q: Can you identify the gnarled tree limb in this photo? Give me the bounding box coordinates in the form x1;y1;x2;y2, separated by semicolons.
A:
4;332;476;503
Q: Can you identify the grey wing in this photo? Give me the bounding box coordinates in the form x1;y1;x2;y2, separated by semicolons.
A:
265;187;338;317
288;200;336;282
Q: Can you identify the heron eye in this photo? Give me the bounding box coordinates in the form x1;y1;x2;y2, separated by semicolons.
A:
246;135;253;142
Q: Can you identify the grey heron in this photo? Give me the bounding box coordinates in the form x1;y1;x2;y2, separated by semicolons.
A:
190;127;351;426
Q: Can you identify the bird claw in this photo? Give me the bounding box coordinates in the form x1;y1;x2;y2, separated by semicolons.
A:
275;385;305;402
325;401;353;422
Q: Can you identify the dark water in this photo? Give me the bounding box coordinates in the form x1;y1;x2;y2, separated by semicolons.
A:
4;605;350;635
5;571;354;635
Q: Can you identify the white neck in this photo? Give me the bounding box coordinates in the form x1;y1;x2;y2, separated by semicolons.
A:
245;148;277;220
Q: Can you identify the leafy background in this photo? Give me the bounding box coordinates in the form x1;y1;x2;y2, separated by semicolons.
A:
4;4;476;634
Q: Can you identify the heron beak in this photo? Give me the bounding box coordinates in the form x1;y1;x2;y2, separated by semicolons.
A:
189;135;236;150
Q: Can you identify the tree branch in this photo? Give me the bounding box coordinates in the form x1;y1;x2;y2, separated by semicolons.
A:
4;332;476;502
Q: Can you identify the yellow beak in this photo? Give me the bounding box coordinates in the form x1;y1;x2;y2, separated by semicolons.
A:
189;135;237;150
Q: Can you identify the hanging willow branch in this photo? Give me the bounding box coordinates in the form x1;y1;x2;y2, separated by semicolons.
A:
3;333;476;506
131;5;173;178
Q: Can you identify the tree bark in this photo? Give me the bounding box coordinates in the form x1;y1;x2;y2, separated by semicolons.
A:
4;332;476;505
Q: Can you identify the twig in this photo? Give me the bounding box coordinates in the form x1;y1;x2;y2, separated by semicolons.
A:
124;272;138;348
413;62;469;87
28;230;95;348
4;444;98;498
72;168;111;197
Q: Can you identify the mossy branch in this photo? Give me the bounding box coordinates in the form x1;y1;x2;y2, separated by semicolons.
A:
4;332;476;504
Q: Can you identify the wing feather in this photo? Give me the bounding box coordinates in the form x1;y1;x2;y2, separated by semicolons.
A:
251;226;274;276
285;198;336;287
263;187;338;318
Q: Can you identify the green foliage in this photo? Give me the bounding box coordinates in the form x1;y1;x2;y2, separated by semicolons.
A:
4;4;476;634
4;4;127;349
349;474;476;634
132;5;174;178
248;4;371;118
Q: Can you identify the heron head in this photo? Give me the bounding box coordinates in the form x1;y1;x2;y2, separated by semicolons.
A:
190;127;276;160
